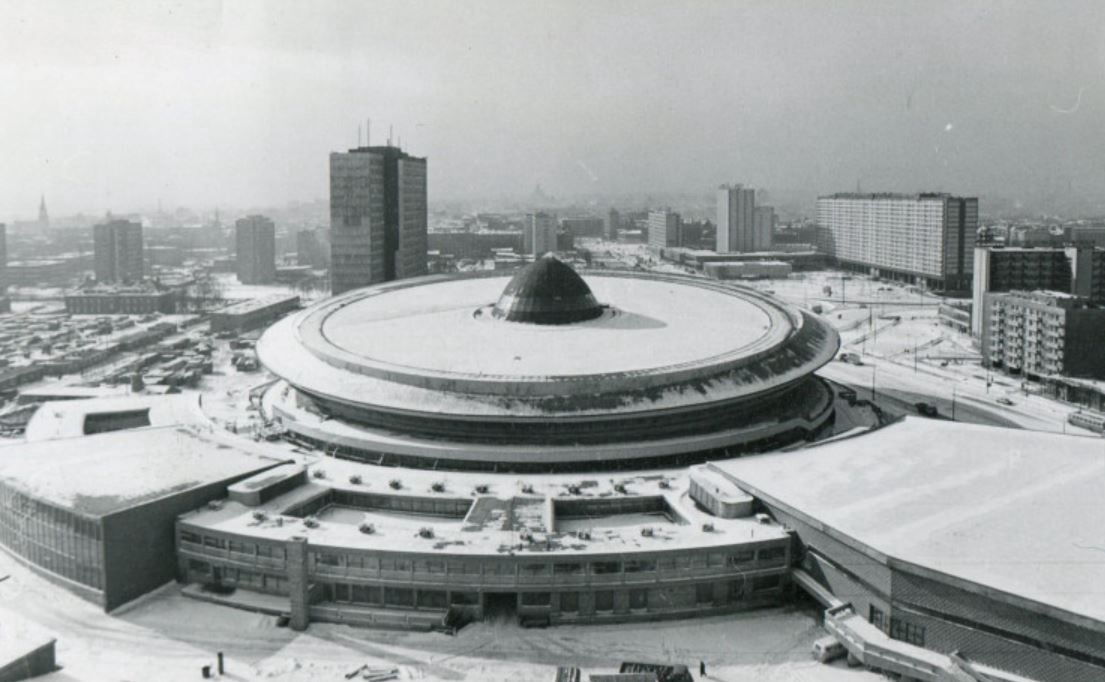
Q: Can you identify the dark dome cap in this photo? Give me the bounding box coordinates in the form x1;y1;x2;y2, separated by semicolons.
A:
492;255;604;325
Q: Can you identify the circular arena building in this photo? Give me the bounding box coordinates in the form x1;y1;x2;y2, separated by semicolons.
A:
258;256;840;471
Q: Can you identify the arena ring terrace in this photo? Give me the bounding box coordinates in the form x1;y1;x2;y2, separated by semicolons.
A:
258;256;841;471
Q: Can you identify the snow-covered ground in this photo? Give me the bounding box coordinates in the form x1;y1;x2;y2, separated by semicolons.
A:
0;550;878;682
727;270;1096;436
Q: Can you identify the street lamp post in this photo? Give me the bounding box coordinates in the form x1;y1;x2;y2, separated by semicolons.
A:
952;385;957;421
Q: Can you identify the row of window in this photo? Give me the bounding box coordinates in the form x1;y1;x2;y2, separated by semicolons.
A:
317;575;784;614
181;528;789;581
0;487;104;590
187;560;289;596
869;605;926;647
309;547;787;577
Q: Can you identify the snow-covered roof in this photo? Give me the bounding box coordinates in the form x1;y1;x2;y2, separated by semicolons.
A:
716;418;1105;626
181;456;789;557
0;426;286;517
257;269;839;418
23;393;209;441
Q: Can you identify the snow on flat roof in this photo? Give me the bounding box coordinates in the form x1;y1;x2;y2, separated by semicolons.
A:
0;426;285;517
716;418;1105;624
23;393;209;441
319;275;773;377
183;457;789;557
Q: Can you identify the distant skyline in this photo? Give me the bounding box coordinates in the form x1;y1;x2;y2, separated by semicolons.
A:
4;1;1105;218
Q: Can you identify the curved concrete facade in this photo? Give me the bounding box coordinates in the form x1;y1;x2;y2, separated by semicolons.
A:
257;267;840;470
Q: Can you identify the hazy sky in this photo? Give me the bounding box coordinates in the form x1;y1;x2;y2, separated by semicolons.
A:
3;0;1105;217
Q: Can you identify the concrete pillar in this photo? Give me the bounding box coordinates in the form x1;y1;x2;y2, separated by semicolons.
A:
288;536;310;631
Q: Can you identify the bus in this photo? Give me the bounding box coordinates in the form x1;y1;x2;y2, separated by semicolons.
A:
1069;411;1105;434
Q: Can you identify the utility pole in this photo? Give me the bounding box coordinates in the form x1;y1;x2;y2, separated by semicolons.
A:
952;385;958;421
871;364;877;403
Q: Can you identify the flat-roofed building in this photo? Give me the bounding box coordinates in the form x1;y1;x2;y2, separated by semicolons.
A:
817;193;977;291
981;290;1105;379
209;294;300;334
716;418;1105;682
93;219;144;284
559;217;605;239
647;209;682;250
235;215;276;284
716;184;757;253
64;285;178;315
523;212;558;257
0;426;285;610
753;205;775;253
971;244;1105;336
330;145;428;295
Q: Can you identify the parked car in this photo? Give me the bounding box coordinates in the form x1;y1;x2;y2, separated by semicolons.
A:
914;402;939;417
997;397;1015;406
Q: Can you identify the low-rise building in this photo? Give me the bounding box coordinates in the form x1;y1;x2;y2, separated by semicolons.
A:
210;294;300;334
64;286;178;315
0;426;285;611
981;290;1105;379
703;260;791;280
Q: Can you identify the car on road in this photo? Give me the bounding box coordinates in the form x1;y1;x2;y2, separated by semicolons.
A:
996;397;1015;406
914;402;939;417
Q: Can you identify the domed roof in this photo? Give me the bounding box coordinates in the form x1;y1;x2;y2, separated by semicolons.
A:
492;255;604;324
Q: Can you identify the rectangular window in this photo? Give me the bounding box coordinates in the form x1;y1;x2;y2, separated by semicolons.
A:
869;605;885;630
696;583;714;605
384;587;414;607
520;563;548;576
180;531;201;544
203;536;226;549
889;618;925;646
591;561;621;575
560;591;579;613
727;551;755;566
521;592;551;607
757;547;787;563
594;590;614;611
418;590;448;609
624;560;656;573
728;580;745;602
351;584;378;604
752;575;781;591
333;583;350;602
316;553;341;567
553;562;582;575
658;558;677;572
628;589;648;610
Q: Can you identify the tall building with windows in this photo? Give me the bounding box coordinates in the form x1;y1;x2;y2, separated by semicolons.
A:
648;209;682;249
817;193;978;291
717;184;759;253
524;212;558;257
93;219;144;283
753;206;776;252
329;145;428;295
606;208;620;240
235;215;277;284
981;290;1105;379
